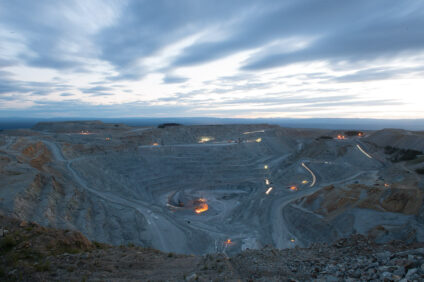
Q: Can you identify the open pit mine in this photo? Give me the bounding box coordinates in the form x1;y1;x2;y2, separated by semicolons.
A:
1;121;424;256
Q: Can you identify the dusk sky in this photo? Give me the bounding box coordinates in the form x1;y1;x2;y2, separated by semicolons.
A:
0;0;423;119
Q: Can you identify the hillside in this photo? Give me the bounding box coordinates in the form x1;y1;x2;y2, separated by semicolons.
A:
1;214;424;281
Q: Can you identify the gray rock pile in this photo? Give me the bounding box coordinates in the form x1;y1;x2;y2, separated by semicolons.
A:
218;235;424;281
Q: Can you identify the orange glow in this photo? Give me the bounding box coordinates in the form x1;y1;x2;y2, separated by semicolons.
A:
105;137;111;141
194;198;208;214
79;130;91;135
336;135;346;140
152;142;159;146
358;132;363;137
290;238;295;242
195;203;208;213
225;239;232;244
289;186;298;191
384;183;390;188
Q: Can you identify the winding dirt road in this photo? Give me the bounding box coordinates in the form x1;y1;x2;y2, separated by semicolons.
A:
42;140;189;253
301;162;317;187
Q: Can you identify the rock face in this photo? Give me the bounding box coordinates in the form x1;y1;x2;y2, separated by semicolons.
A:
284;183;424;246
0;121;423;256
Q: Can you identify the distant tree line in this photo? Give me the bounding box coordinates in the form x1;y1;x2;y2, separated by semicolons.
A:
316;135;333;140
157;123;182;129
344;130;364;136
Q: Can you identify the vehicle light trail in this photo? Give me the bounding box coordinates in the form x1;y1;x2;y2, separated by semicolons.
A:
265;187;273;195
301;162;316;187
243;130;265;135
356;144;372;159
198;136;214;143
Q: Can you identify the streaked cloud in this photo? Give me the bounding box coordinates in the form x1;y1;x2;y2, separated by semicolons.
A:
0;0;423;118
163;75;189;84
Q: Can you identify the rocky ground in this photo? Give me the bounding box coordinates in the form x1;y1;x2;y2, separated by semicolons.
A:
2;214;424;281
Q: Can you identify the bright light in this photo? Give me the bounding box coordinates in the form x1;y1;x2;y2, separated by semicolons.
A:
198;136;214;143
225;239;232;244
290;238;295;243
152;142;159;146
265;187;273;195
264;165;269;169
265;179;270;185
301;180;309;184
289;186;297;191
256;138;262;143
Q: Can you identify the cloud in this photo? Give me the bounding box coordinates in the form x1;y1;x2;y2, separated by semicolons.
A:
80;86;113;93
144;0;424;73
0;58;17;67
3;1;424;75
332;66;424;83
94;0;260;80
0;0;423;118
241;1;424;70
0;0;120;71
3;0;423;77
79;86;114;96
0;99;192;118
217;94;356;105
163;75;189;84
0;72;71;96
